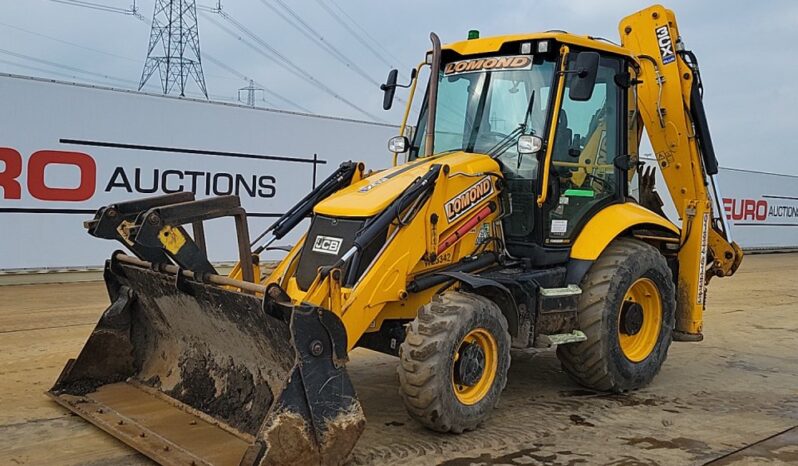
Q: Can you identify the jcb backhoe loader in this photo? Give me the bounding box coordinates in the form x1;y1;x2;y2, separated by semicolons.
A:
49;4;742;465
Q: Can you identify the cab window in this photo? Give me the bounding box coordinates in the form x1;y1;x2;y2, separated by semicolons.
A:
545;54;623;244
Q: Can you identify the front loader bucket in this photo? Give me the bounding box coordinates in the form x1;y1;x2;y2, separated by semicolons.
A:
48;253;365;465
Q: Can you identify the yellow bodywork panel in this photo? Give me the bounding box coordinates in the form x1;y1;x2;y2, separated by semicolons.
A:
444;31;633;59
272;153;504;351
570;202;679;260
315;151;500;220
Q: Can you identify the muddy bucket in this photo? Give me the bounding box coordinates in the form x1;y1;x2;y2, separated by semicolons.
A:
48;253;364;465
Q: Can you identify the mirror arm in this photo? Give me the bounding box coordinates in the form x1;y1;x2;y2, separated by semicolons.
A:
558;69;588;77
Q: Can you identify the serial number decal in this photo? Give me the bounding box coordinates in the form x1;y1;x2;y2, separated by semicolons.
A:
655;25;676;65
443;55;532;76
312;235;343;255
444;176;494;223
696;212;710;305
424;252;452;266
358;177;388;192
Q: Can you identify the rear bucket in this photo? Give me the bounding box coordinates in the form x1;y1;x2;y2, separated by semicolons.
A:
48;253;364;466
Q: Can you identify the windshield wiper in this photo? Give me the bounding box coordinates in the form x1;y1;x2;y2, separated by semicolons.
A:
487;124;525;157
487;90;536;158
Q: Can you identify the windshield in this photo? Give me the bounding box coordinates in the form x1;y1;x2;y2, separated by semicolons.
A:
411;55;556;177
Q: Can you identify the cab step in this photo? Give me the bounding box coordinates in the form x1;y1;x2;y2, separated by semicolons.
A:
534;330;588;348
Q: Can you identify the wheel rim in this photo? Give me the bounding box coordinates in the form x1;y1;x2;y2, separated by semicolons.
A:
618;278;662;362
452;328;498;405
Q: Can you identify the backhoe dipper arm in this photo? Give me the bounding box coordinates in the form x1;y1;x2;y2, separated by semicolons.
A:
619;5;743;339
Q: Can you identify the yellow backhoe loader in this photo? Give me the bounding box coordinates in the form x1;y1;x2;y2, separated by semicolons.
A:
49;4;742;465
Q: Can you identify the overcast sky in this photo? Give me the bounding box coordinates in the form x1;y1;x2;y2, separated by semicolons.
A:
1;0;797;173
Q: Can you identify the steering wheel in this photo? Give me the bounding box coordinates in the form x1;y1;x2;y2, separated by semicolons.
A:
585;173;613;193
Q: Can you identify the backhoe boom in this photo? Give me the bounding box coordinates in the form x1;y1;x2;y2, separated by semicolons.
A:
619;5;743;338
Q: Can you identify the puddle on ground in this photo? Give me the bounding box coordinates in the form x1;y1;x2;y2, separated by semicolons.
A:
621;436;710;455
438;444;593;466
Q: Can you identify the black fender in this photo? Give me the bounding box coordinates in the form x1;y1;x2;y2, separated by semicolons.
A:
565;258;594;286
436;271;520;340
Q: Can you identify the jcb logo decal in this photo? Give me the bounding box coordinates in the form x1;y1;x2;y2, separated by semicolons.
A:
655;25;675;64
444;177;493;223
312;235;343;255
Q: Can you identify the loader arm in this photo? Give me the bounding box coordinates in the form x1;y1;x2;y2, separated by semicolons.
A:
619;5;743;338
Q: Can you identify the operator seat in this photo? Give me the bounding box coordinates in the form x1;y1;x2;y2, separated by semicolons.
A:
553;110;572;161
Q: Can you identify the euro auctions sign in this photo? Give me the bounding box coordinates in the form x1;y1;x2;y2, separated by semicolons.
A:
1;149;96;202
0;74;395;269
723;197;798;225
0;145;281;208
716;167;798;250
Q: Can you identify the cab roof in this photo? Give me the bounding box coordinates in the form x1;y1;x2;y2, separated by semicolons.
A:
443;31;633;58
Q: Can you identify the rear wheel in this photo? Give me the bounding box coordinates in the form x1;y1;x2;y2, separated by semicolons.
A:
397;292;511;433
557;238;675;392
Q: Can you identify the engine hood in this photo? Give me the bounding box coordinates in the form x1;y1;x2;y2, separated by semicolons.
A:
314;151;500;218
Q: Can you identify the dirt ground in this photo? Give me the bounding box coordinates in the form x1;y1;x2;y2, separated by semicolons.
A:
1;253;797;465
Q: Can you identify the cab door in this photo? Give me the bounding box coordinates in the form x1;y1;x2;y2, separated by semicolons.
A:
543;53;626;246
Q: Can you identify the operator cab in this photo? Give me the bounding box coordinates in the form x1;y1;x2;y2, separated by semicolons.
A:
402;35;633;265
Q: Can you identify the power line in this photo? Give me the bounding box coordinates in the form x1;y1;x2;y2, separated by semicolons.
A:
329;0;410;68
0;16;253;85
200;14;310;87
203;53;311;112
49;0;143;18
51;0;208;98
46;4;303;111
315;0;409;71
260;0;379;88
199;6;385;122
0;21;139;63
42;0;382;118
202;6;384;121
0;56;253;103
0;48;139;87
0;57;134;89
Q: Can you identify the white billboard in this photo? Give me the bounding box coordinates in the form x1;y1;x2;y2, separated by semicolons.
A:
1;74;794;271
0;74;398;270
718;168;798;250
636;156;798;251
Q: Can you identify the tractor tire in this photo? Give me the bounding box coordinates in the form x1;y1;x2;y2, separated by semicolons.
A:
557;238;675;392
397;291;511;433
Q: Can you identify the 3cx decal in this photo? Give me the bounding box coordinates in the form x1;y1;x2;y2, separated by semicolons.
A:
655;25;676;64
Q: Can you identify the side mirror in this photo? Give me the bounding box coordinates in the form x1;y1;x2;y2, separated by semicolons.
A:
380;69;398;110
568;52;599;101
517;135;543;154
388;135;409;153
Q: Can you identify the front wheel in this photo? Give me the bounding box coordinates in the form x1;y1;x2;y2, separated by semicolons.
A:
557;238;676;392
397;292;511;433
